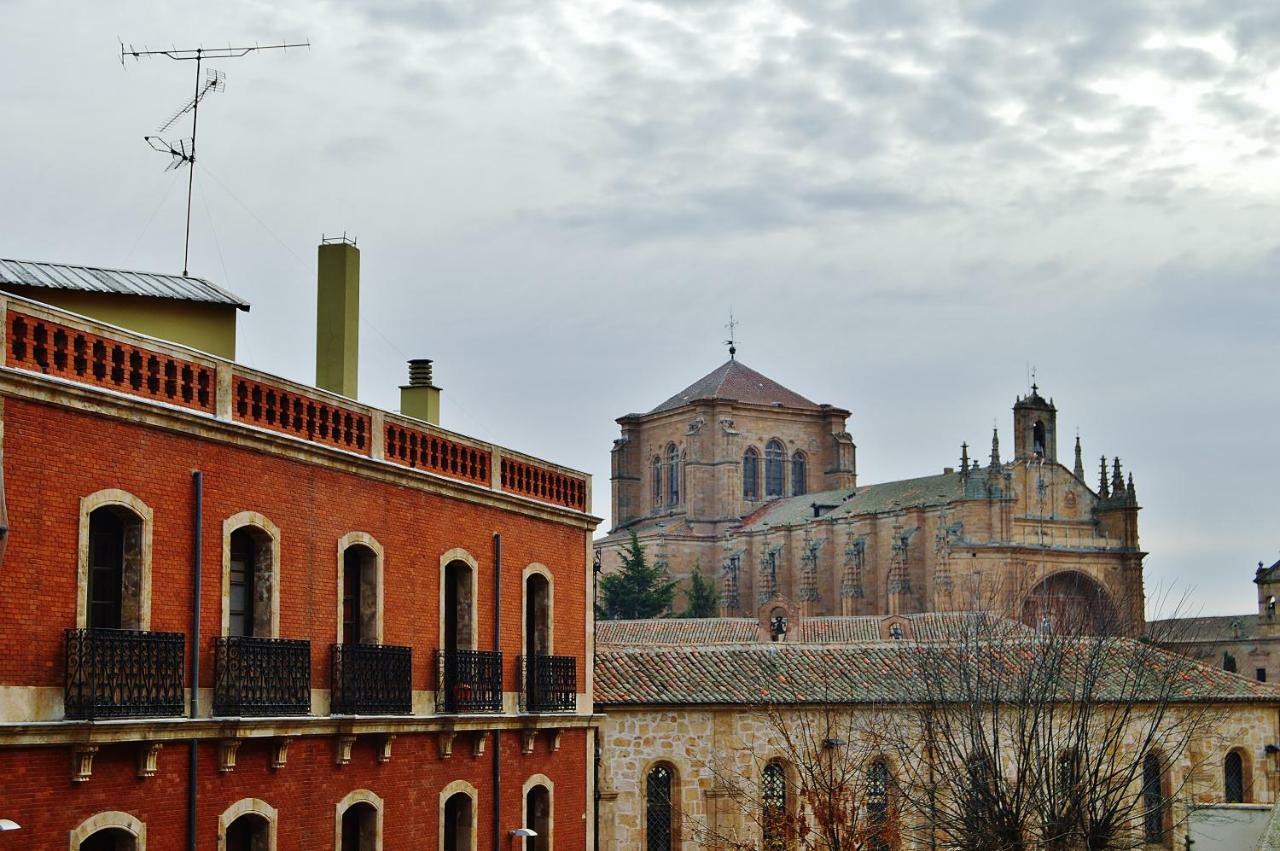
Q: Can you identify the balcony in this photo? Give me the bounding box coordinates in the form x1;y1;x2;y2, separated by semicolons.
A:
330;643;413;715
213;636;311;717
64;628;185;720
435;649;503;713
518;654;578;713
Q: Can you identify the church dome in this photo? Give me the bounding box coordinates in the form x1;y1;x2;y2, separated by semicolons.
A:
648;359;823;414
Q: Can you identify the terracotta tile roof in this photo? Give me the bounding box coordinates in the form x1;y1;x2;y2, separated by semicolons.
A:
596;613;1022;647
647;359;823;414
740;471;970;531
1147;614;1262;643
597;618;761;646
595;638;1280;707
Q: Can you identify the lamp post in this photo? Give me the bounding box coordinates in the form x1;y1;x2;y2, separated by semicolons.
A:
0;820;20;831
511;827;537;849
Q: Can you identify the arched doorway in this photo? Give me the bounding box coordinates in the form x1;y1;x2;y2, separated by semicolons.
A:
525;572;550;709
1020;571;1118;634
525;784;551;851
79;829;136;851
341;544;379;645
443;791;473;851
341;801;377;851
443;560;474;652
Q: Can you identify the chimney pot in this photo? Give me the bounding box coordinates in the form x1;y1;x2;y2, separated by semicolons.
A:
408;358;435;387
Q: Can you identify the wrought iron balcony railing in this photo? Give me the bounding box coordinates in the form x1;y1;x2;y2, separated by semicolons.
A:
435;649;503;713
330;643;413;715
213;635;311;717
64;628;185;720
518;654;578;713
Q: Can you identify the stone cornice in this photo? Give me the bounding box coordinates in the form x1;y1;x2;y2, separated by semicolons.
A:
0;712;604;748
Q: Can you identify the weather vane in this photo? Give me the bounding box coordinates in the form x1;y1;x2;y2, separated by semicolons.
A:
724;309;739;359
121;39;309;276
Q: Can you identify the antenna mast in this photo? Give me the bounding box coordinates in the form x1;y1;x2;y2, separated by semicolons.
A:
122;40;309;276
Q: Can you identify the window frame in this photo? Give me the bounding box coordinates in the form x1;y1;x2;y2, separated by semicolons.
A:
77;489;153;631
764;440;785;498
334;789;384;851
439;548;480;653
439;781;479;851
70;811;147;851
336;533;384;646
791;450;807;497
743;447;759;501
522;774;555;851
644;760;679;851
218;798;278;851
220;512;281;639
666;444;680;506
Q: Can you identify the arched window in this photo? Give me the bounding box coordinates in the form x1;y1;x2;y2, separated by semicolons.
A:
867;758;891;851
1143;752;1166;843
762;760;788;850
525;783;552;851
442;792;474;851
1033;420;1046;457
743;447;759;500
340;542;380;645
72;812;146;851
523;568;555;710
1225;750;1247;803
225;814;270;851
652;457;662;508
443;559;474;652
221;513;280;639
335;790;383;851
80;829;137;851
765;440;785;498
87;505;146;630
218;799;276;851
340;802;378;851
791;451;807;496
79;490;153;632
666;444;680;506
646;762;676;851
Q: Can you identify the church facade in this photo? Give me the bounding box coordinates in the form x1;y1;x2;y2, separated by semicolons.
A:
596;357;1146;632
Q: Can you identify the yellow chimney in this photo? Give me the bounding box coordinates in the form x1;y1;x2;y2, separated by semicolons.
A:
400;358;441;425
315;238;360;398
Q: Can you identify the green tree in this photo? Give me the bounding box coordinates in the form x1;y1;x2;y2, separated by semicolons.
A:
598;532;675;620
681;564;720;618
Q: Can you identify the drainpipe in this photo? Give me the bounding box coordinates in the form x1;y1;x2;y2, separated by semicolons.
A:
188;471;203;851
492;532;502;851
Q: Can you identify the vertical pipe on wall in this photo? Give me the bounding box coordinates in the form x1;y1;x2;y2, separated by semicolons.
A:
492;532;502;851
188;470;203;851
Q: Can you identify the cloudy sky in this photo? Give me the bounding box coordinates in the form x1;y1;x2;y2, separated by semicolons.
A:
3;0;1278;616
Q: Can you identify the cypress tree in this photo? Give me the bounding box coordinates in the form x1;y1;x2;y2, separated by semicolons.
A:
681;564;720;618
598;531;675;620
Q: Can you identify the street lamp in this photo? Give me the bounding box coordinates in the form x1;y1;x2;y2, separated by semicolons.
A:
511;827;537;848
0;820;20;831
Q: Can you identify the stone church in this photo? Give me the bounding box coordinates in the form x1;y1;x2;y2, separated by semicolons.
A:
595;356;1146;632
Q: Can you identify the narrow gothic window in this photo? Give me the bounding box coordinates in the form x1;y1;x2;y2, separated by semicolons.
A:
1223;651;1237;673
743;448;759;500
791;451;807;496
867;758;890;851
765;440;785;498
1143;752;1164;842
1033;420;1046;457
762;760;787;850
1225;751;1246;803
667;444;680;506
646;763;675;851
651;457;662;508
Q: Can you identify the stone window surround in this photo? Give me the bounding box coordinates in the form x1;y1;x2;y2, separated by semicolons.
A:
218;798;278;851
220;512;281;639
77;489;154;631
70;810;146;850
334;788;384;851
760;756;798;849
521;773;554;850
522;563;555;657
336;533;385;646
439;779;479;851
438;548;480;652
1225;746;1253;803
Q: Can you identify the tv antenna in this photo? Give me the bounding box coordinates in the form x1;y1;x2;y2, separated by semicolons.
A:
121;40;309;276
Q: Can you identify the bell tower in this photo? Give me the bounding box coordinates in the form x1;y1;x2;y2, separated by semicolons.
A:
1013;384;1057;462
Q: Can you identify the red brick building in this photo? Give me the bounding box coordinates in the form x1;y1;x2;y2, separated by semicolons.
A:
0;266;598;849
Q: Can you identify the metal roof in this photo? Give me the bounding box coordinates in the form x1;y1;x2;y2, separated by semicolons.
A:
0;258;250;310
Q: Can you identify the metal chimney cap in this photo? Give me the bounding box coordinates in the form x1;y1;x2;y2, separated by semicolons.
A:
407;358;436;387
